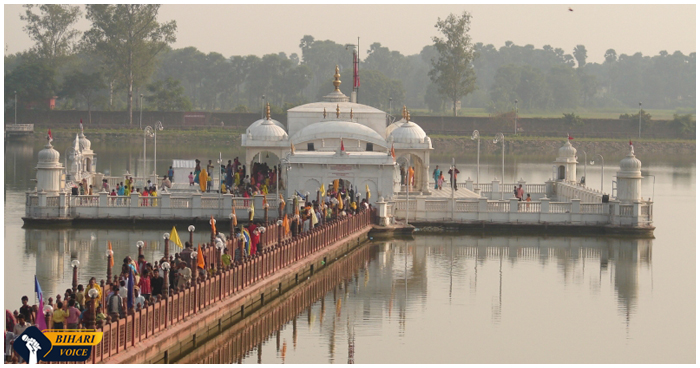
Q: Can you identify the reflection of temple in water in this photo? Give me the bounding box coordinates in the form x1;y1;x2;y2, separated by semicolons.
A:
409;235;652;323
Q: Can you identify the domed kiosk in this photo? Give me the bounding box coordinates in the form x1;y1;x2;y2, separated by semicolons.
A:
554;139;577;182
388;110;433;194
616;143;643;204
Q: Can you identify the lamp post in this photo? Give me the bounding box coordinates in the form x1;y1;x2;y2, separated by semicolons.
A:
638;102;642;139
139;94;144;130
143;126;154;186
154;121;163;185
514;100;518;135
494;133;505;200
106;248;113;281
209;217;217;246
191;250;198;285
471;130;480;186
71;260;80;293
389;97;393;115
161;261;170;298
591;155;605;193
86;288;99;329
14;91;17;125
188;225;195;246
163;232;170;260
136;240;144;256
215;238;224;270
582;151;587;185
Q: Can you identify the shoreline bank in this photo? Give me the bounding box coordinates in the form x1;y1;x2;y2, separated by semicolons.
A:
14;128;695;158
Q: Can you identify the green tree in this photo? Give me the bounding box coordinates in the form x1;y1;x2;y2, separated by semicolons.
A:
20;4;82;68
145;77;192;111
562;112;584;127
4;60;57;108
619;109;653;130
60;70;106;123
573;45;587;68
424;82;446;113
428;11;478;116
668;113;695;136
84;5;177;125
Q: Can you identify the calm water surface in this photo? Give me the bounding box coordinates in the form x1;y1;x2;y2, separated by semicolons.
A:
3;139;695;363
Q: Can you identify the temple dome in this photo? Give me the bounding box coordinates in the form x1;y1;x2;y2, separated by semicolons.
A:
38;143;60;165
247;117;285;131
385;118;405;136
558;140;577;158
619;147;642;173
78;132;91;151
248;119;288;141
291;120;387;148
389;121;427;144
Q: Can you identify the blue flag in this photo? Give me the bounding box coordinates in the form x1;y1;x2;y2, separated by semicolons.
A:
34;276;47;331
127;267;134;309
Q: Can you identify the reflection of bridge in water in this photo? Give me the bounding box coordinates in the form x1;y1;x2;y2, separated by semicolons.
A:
178;235;650;363
175;243;371;364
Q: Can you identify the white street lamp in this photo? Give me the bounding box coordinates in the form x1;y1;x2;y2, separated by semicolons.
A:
154;121;163;185
139;94;144;130
514;100;518;135
591;155;605;193
638;102;642;139
493;133;505;200
471;130;480;186
14;91;17;125
143;126;154;186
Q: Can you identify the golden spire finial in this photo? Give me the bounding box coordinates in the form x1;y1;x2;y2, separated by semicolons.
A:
336;104;340;118
402;105;407;120
406;110;411;122
333;65;341;91
323;108;327;119
266;102;271;120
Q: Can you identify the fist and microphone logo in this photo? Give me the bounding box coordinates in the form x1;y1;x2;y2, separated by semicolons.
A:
13;326;102;363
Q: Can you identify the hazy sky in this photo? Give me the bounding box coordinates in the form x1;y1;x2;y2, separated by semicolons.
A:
4;4;696;64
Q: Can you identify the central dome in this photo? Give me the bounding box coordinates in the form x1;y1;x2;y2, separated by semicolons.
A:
291;120;387;148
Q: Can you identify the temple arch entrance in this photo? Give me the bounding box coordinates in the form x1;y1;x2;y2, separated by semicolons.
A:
396;153;426;192
247;151;281;194
557;165;566;181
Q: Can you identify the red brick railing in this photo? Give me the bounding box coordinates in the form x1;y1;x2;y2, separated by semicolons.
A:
88;208;375;364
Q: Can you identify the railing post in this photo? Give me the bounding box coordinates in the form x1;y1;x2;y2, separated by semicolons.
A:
540;197;550;213
510;198;519;213
571;198;581;214
131;192;139;208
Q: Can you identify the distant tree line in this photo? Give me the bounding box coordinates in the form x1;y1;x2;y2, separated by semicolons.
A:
4;5;696;125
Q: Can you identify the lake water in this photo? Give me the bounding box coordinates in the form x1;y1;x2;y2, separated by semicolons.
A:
3;139;695;363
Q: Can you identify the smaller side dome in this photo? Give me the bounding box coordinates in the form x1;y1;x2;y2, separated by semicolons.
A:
38;143;60;164
248;120;288;141
385;119;405;136
619;146;642;172
390;121;427;144
246;118;285;133
78;132;91;151
558;140;577;158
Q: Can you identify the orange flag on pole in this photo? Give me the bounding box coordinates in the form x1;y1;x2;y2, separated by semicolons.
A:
108;241;114;268
197;245;205;269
